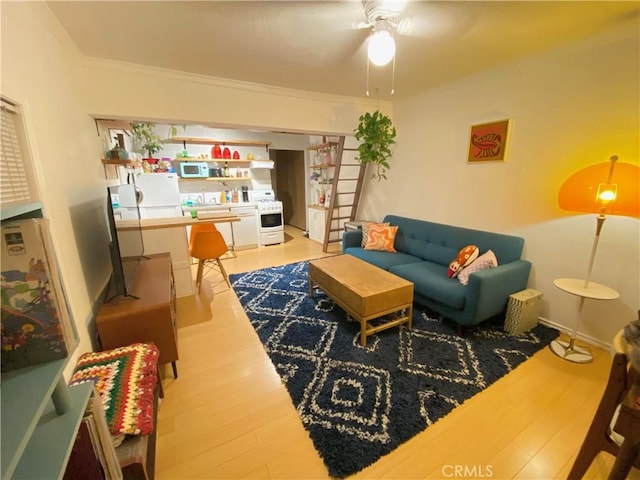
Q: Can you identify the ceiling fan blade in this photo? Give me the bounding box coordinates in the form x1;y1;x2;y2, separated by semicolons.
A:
395;15;413;36
352;21;373;31
363;0;407;23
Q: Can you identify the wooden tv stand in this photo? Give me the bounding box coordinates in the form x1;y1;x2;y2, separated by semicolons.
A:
96;253;179;378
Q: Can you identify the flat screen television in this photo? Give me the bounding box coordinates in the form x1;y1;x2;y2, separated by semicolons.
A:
105;183;145;301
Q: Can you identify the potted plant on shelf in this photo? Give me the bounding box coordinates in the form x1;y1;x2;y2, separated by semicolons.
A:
353;110;396;181
131;122;163;163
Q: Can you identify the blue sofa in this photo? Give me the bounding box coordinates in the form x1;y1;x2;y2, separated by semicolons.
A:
342;215;532;328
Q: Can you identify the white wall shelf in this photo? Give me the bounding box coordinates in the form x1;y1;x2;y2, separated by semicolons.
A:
178;177;251;182
306;142;338;151
174;158;273;165
163;137;271;151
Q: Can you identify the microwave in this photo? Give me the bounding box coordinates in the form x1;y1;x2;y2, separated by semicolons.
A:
180;161;209;178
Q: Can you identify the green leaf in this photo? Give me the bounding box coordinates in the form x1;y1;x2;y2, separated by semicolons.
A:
353;110;396;180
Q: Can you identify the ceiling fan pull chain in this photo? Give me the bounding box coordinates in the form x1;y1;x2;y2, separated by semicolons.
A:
366;57;370;97
391;55;396;95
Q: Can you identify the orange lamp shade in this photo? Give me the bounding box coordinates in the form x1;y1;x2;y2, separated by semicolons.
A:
558;162;640;218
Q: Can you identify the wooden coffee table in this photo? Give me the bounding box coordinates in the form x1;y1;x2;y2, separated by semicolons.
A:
309;255;414;346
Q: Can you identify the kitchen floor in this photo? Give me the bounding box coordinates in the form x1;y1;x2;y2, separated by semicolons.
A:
154;225;623;479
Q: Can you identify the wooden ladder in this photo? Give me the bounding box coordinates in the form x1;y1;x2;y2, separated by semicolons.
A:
322;136;366;252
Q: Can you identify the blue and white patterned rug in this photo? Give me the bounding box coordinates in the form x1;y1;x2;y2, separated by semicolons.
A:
230;260;559;478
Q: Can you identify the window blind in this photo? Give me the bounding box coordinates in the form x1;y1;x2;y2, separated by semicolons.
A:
1;97;36;206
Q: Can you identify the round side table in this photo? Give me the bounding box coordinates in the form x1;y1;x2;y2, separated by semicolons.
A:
550;278;619;364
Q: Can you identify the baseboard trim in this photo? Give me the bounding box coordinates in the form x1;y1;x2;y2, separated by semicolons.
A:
538;316;612;352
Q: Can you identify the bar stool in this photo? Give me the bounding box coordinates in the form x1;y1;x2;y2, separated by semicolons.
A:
188;223;231;291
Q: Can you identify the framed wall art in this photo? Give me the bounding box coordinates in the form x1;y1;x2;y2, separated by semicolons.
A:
467;119;510;163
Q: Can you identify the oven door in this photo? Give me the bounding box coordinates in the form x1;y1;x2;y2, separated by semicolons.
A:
259;211;283;231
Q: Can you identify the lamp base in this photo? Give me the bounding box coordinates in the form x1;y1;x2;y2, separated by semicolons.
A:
549;339;593;364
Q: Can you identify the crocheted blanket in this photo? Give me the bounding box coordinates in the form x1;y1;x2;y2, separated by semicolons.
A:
70;342;159;436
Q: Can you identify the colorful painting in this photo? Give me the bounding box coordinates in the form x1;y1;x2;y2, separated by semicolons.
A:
1;219;71;372
467;119;510;162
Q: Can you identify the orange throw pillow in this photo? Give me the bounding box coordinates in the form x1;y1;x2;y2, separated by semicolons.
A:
364;224;398;252
361;221;389;247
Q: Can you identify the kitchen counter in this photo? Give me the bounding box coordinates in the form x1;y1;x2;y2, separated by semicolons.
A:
116;213;239;231
181;202;257;212
115;212;240;298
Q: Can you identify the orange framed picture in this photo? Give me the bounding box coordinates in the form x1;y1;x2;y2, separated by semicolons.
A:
467;119;510;163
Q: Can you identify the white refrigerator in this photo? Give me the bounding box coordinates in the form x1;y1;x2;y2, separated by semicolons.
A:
119;173;182;219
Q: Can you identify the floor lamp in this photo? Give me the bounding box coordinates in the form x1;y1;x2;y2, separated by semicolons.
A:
551;155;640;363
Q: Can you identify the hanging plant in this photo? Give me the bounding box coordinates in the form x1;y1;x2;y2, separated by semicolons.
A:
353;110;396;181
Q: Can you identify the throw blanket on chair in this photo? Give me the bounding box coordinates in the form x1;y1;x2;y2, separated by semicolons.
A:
69;342;159;437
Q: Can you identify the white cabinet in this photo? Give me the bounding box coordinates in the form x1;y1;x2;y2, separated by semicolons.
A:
230;207;259;250
308;207;327;244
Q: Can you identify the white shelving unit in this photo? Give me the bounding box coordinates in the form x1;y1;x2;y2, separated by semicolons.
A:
306;141;337;244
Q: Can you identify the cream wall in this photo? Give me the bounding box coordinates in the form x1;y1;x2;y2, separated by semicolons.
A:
75;58;390;137
1;2;110;370
358;21;639;347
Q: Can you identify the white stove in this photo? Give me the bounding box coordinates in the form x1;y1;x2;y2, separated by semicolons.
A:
256;200;283;213
249;190;284;245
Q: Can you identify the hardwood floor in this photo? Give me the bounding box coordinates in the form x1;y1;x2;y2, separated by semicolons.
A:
154;225;632;479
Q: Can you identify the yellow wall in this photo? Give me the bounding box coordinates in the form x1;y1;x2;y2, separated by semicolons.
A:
360;21;639;344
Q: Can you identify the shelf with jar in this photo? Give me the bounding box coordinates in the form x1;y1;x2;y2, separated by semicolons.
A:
309;182;332;208
178;177;252;182
310;163;333;169
174;158;268;164
167;137;272;167
101;158;133;166
308;144;337;167
173;157;274;168
162;137;271;150
306;141;339;151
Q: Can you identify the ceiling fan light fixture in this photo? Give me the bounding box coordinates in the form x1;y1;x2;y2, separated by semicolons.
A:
367;24;396;66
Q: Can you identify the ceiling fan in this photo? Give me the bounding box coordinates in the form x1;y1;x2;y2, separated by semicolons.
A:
351;1;412;95
354;0;411;66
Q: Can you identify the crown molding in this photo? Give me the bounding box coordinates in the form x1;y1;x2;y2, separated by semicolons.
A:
79;57;389;111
